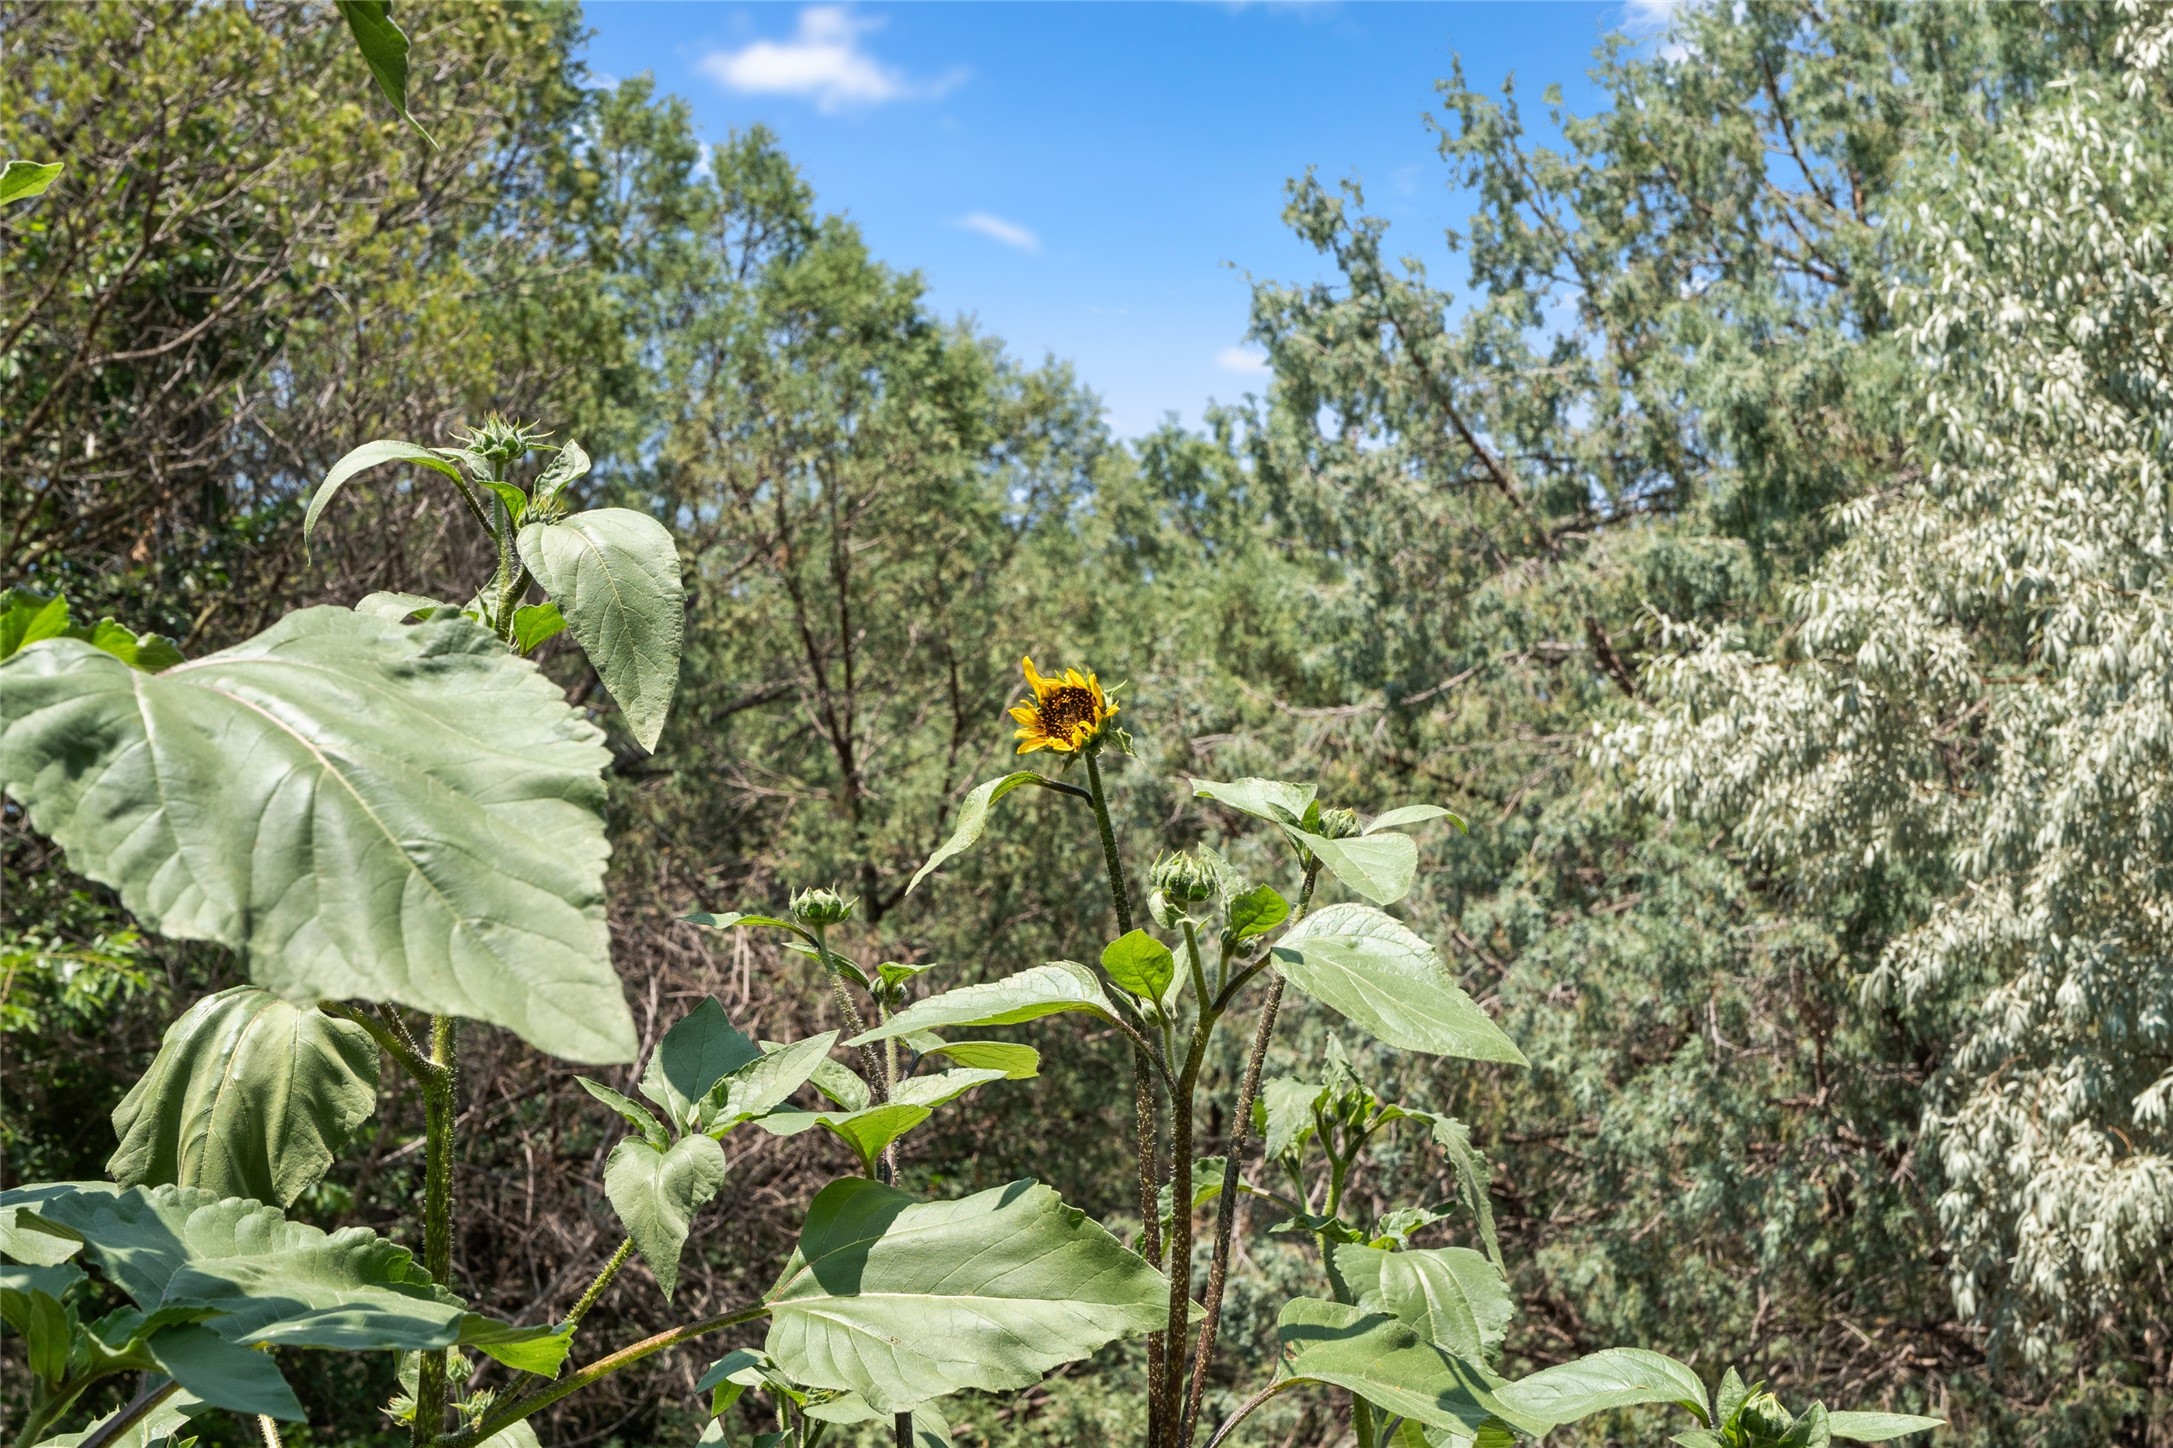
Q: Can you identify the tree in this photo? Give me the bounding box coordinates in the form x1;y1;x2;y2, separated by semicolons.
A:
1217;1;2142;1439
1606;2;2172;1409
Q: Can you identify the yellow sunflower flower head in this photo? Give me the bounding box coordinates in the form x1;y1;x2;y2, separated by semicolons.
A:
1009;656;1118;755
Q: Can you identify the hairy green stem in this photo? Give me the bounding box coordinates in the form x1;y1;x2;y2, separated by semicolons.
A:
1084;749;1133;932
257;1416;284;1448
449;1303;769;1446
1159;985;1214;1447
562;1237;635;1337
813;925;887;1096
1180;864;1318;1445
413;1014;459;1446
1084;746;1166;1442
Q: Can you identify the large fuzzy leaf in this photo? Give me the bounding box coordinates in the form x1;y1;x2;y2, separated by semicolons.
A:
109;987;379;1207
1493;1346;1711;1430
847;962;1117;1044
516;508;684;751
604;1134;728;1301
0;608;633;1064
7;1185;566;1373
1275;1298;1538;1437
766;1177;1165;1413
1336;1243;1513;1364
1272;905;1524;1064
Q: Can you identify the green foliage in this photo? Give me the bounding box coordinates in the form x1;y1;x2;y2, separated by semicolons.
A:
108;986;380;1208
513;507;684;750
1;588;184;671
0;608;634;1064
0;158;63;204
333;0;433;144
603;1134;727;1301
1272;1297;1532;1438
307;430;687;749
0;1182;563;1434
764;1177;1168;1414
1272;905;1525;1063
1335;1243;1513;1366
848;961;1120;1039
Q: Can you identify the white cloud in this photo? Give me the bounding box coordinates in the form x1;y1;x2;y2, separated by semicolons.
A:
956;212;1040;253
1622;0;1690;58
698;7;960;112
1216;345;1272;377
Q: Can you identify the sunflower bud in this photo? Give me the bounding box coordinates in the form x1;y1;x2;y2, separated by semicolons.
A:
1316;806;1361;840
1151;851;1221;904
789;887;855;927
456;413;549;468
1737;1392;1793;1440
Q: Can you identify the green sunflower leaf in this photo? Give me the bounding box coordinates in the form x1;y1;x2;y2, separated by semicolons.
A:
604;1134;729;1301
107;987;379;1210
1275;1298;1537;1437
765;1177;1166;1414
907;772;1048;895
847;962;1117;1044
1493;1346;1712;1431
0;609;633;1064
1272;905;1524;1064
516;508;684;751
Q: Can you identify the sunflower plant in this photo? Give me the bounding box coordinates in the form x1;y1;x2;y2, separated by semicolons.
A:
0;429;1173;1448
730;656;1943;1448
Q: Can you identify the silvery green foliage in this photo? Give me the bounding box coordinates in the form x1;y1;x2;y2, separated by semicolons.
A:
1601;17;2172;1361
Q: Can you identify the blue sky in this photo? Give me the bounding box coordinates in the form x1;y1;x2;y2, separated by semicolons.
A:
581;2;1669;437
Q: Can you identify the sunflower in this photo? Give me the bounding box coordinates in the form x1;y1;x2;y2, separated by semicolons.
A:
1009;656;1117;755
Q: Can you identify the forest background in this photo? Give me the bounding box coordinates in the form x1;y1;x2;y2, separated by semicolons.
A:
3;2;2168;1445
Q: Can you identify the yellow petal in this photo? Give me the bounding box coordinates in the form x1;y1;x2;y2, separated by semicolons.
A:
1016;735;1048;754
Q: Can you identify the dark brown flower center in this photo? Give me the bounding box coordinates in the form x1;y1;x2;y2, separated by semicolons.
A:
1039;684;1100;736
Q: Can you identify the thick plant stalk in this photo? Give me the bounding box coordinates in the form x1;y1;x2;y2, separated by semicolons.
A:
413;1015;459;1446
1160;1035;1207;1445
1181;864;1318;1444
1179;975;1282;1444
1085;746;1167;1441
